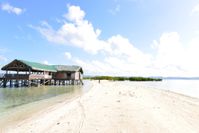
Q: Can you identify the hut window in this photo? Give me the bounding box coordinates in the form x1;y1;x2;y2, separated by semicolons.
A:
67;73;71;77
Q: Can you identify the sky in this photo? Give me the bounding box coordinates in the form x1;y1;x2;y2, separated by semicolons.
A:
1;0;199;77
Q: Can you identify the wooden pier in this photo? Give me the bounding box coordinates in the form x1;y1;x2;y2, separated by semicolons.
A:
0;59;83;88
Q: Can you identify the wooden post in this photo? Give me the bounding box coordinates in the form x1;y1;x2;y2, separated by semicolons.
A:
24;80;25;86
28;68;31;87
3;79;7;88
10;80;12;87
37;79;40;86
5;70;8;76
80;80;83;85
54;80;56;85
16;70;19;87
28;80;30;87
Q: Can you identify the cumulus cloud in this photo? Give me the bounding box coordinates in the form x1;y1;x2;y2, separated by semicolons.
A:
1;3;24;15
75;32;199;77
153;32;199;76
32;5;199;76
153;32;184;67
64;5;85;23
33;5;107;54
108;35;152;66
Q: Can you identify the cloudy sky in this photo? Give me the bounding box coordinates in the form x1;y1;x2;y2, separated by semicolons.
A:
1;0;199;77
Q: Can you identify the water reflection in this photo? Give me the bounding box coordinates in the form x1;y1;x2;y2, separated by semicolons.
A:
0;81;90;112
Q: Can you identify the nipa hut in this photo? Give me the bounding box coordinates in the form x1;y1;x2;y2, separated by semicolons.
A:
0;59;83;87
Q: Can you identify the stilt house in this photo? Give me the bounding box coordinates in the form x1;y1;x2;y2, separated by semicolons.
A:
0;59;83;87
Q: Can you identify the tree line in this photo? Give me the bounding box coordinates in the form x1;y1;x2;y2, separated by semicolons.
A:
84;76;162;81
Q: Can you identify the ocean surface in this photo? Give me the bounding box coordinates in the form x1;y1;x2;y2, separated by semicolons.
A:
124;79;199;99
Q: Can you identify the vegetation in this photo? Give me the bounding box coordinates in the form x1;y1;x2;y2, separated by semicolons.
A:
84;76;162;81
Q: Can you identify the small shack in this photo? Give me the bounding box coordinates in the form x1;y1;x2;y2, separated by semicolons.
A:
53;65;83;85
0;59;83;87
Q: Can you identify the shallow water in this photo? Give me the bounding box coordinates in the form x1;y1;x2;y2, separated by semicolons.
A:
0;81;90;112
0;80;92;127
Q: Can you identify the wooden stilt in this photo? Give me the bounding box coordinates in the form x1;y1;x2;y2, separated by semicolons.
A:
10;80;12;87
3;79;7;88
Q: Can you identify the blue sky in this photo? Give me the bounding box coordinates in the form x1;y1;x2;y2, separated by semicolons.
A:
1;0;199;76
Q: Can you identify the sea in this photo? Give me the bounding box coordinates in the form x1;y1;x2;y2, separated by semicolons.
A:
121;79;199;99
0;79;199;127
139;79;199;98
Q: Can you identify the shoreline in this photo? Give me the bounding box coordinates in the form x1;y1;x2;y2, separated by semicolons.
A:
0;82;92;132
3;80;199;133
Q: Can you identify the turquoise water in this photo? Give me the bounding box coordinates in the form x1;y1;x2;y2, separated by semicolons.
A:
0;80;92;127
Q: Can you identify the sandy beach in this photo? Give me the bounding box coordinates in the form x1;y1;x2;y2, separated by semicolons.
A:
3;81;199;133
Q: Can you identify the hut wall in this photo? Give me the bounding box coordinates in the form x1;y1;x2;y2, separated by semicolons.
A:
74;72;81;80
71;73;75;80
54;72;66;79
54;72;77;80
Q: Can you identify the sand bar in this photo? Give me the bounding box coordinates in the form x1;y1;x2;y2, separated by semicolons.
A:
3;81;199;133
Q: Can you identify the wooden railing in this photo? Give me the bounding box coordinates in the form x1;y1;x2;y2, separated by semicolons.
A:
4;74;52;80
29;74;52;80
4;74;28;79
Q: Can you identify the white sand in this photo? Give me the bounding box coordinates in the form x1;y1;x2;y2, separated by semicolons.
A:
3;81;199;133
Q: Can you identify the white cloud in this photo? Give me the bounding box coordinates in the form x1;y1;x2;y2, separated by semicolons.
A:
152;32;199;76
108;35;152;66
75;32;199;77
74;58;119;76
33;5;199;77
64;52;72;59
153;32;184;67
64;5;85;23
191;4;199;15
33;5;107;54
1;3;24;15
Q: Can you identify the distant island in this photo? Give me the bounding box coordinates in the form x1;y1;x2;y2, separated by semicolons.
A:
84;76;162;81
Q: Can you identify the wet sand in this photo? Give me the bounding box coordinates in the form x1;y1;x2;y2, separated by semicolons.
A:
3;81;199;133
